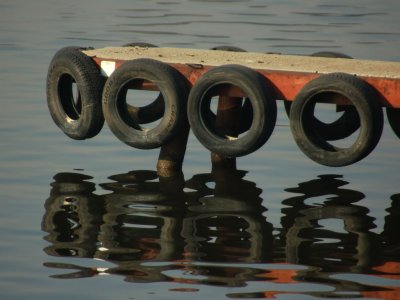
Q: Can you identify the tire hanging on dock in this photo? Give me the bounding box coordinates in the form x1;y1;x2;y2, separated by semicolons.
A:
209;45;247;52
284;51;360;141
46;47;105;140
289;72;383;167
102;58;189;149
187;64;277;157
122;42;158;48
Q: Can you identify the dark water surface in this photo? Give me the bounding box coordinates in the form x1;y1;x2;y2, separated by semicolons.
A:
1;0;400;299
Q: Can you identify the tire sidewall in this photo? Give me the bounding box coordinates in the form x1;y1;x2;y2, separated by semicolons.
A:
47;48;104;140
290;73;383;166
188;65;277;157
103;59;187;149
285;52;360;141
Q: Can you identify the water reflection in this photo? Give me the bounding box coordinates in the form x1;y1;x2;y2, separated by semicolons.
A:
42;173;104;258
42;171;400;298
281;174;377;273
42;168;272;284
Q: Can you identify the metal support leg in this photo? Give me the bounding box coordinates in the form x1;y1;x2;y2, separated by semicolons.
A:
157;124;190;178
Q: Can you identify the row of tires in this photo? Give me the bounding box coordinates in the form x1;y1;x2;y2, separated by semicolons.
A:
47;45;400;167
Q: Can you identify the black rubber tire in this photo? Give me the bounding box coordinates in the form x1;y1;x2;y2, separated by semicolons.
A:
52;46;94;56
102;58;189;149
188;64;277;157
122;42;158;48
209;45;246;52
46;47;105;140
310;51;353;59
284;51;360;141
386;107;400;139
290;72;383;167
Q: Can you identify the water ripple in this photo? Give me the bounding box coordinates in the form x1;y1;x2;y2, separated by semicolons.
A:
291;12;387;18
115;20;354;28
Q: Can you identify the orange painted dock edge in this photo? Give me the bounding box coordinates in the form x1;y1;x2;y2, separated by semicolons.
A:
87;48;400;108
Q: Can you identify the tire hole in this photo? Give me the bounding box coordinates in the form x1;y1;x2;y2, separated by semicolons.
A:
117;79;165;131
58;74;82;121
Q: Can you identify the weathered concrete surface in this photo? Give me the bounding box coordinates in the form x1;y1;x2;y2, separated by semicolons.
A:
84;46;400;79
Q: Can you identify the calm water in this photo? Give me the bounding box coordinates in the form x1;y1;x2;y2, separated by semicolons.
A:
1;0;400;299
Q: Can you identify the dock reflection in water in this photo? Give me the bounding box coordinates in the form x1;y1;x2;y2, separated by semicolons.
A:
42;170;400;298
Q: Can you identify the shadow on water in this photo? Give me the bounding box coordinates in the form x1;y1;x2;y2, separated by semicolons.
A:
42;169;400;298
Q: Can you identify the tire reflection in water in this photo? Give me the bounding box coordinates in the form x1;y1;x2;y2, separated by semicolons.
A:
184;168;273;263
273;175;400;299
181;168;273;287
42;168;273;285
42;171;400;297
281;174;377;273
42;173;104;259
97;170;190;282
